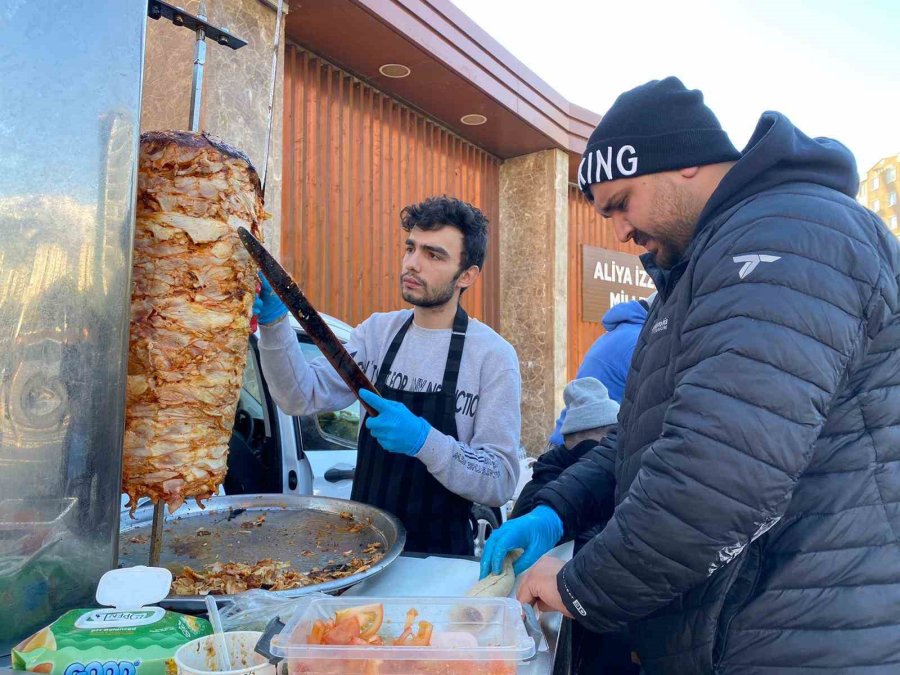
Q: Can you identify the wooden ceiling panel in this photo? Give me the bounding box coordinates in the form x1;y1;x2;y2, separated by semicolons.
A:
285;0;600;178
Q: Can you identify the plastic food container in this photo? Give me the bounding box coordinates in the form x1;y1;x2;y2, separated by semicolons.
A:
269;596;536;674
174;631;275;675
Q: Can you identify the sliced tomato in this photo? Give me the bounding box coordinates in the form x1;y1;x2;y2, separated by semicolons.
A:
394;620;433;647
307;619;328;645
334;603;384;639
323;615;361;645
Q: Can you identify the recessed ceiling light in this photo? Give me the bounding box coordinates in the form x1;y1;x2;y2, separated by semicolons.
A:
460;114;487;126
379;63;411;78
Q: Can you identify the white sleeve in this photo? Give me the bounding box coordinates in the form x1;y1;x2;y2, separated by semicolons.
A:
415;347;522;507
256;318;365;415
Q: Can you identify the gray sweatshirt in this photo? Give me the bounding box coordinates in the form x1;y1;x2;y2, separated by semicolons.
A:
257;310;522;507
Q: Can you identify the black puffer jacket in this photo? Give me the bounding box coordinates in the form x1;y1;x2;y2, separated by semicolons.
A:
535;113;900;674
512;440;613;536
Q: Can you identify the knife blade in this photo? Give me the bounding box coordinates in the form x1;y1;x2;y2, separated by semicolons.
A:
237;226;380;417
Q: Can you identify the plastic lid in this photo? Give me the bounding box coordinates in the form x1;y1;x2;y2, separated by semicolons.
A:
95;565;173;609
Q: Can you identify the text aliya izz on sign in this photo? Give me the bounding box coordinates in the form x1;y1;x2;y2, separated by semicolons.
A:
593;258;656;306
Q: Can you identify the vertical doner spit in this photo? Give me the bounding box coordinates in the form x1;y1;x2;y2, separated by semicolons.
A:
130;2;275;567
127;131;264;564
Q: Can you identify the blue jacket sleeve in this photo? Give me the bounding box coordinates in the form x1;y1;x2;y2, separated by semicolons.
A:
575;326;638;403
548;328;636;445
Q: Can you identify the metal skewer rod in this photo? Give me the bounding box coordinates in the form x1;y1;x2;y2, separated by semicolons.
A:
149;2;208;568
149;501;166;567
188;3;208;133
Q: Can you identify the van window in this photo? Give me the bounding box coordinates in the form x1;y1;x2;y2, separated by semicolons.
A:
298;341;362;445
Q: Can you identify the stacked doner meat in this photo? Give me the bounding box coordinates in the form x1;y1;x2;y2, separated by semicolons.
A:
124;131;265;513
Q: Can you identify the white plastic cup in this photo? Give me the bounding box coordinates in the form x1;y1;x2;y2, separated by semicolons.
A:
174;630;275;675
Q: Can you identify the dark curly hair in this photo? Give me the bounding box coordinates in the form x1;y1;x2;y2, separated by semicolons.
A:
400;195;488;271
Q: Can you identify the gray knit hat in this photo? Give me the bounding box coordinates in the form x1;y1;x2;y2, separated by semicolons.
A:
560;377;620;435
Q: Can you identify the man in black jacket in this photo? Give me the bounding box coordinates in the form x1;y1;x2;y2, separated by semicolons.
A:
512;77;900;673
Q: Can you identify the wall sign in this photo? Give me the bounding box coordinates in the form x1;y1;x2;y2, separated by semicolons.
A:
582;245;656;323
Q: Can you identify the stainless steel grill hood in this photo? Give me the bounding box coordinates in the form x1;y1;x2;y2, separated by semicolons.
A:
0;0;147;652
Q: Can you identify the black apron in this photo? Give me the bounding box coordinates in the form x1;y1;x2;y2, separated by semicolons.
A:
352;306;474;555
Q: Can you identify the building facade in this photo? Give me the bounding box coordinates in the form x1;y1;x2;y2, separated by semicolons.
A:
280;0;652;454
859;154;900;238
142;0;644;454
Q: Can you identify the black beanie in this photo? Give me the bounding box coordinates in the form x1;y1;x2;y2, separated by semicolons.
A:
578;77;741;200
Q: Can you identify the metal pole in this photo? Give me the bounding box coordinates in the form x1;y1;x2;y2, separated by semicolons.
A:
260;0;284;194
189;3;208;132
150;2;207;568
149;501;166;566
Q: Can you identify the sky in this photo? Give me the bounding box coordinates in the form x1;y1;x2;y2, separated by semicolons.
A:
449;0;900;175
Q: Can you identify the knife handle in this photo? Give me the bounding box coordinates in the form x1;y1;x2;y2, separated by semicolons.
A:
359;399;379;418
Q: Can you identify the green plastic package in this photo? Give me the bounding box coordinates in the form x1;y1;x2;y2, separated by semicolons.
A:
11;567;211;675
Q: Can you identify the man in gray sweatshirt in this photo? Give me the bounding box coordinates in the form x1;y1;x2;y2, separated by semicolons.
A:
253;196;521;554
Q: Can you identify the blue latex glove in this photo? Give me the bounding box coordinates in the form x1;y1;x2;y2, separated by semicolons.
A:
358;389;430;456
253;273;288;326
479;505;563;579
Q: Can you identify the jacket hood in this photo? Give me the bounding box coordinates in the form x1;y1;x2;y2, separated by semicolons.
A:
699;112;859;226
602;300;648;331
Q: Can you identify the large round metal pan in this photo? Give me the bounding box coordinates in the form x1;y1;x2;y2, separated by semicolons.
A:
118;493;405;610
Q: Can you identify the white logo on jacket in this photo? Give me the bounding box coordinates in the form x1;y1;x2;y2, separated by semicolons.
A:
733;254;781;279
651;317;668;334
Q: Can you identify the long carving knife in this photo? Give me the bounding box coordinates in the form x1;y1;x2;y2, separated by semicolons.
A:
237;227;380;417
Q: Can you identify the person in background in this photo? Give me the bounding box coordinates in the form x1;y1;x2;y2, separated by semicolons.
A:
512;378;619;523
487;377;637;674
493;297;652;673
254;195;521;555
547;298;649;449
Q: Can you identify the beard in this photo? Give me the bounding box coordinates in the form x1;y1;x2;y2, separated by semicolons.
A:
639;176;704;269
401;273;459;308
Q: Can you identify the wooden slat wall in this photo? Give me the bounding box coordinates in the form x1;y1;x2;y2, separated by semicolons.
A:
282;44;501;328
567;185;643;379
